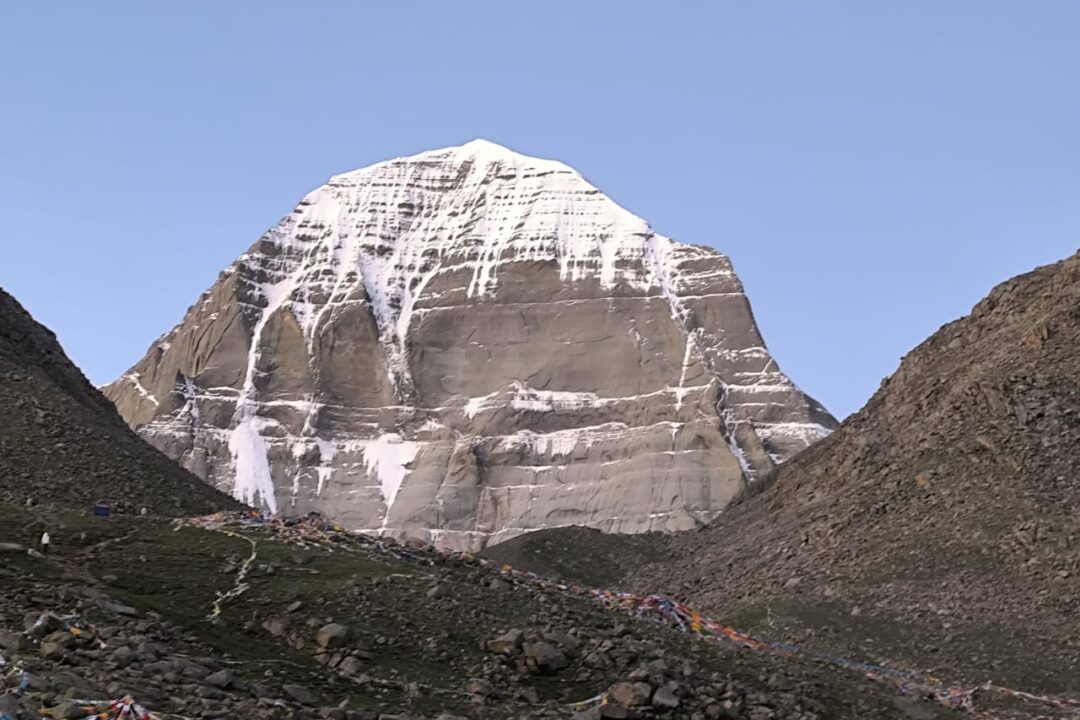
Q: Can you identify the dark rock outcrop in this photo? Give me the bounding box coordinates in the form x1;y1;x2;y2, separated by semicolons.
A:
627;249;1080;692
0;288;237;515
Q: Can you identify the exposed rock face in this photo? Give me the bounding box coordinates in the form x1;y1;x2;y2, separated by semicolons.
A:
104;140;834;549
0;288;236;515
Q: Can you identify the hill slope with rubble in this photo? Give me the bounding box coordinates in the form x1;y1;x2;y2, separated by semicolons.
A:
490;250;1080;700
0;288;236;515
5;260;1078;718
0;502;974;720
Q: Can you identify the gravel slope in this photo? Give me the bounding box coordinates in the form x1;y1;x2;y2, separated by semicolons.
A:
0;288;237;515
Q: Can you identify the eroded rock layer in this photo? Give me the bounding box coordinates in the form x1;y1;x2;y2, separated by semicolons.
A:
104;140;834;549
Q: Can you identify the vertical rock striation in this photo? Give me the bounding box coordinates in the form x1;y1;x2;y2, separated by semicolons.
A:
104;140;834;549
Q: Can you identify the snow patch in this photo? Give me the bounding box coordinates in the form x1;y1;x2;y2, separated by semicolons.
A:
228;416;278;513
314;437;337;496
755;421;832;445
124;373;159;406
464;390;500;419
467;382;602;417
498;423;629;457
359;434;422;509
509;384;601;413
674;332;698;411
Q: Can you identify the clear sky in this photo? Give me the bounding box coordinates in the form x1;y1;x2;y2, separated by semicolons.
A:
1;2;1077;420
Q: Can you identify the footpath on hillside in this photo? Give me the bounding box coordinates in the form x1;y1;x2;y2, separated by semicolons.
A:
6;505;1076;720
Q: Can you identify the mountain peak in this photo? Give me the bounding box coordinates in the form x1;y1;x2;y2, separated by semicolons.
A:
333;139;571;183
455;137;513;155
104;141;835;549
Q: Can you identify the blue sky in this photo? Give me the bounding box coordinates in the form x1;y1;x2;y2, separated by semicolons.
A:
1;2;1076;420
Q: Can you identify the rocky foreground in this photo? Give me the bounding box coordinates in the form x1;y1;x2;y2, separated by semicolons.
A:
490;251;1080;713
0;503;963;720
0;288;237;516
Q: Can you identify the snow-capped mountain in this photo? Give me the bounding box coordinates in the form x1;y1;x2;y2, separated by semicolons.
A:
104;139;835;549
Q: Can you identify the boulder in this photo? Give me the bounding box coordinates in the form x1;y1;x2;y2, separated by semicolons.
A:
523;640;569;672
486;629;524;655
51;701;88;720
609;681;652;707
110;646;135;668
316;623;350;650
652;687;680;710
262;616;290;637
465;678;497;698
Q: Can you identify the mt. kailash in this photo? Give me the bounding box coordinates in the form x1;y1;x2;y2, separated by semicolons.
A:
105;140;836;550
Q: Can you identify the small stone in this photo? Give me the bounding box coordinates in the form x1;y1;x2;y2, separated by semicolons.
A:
205;669;234;688
0;631;31;652
573;708;601;720
111;646;135;668
600;705;629;719
486;629;524;655
263;616;290;637
517;686;540;704
338;656;366;676
465;678;497;697
283;684;320;706
609;681;652;707
103;601;139;617
51;701;87;720
426;583;451;599
0;694;20;720
652;687;680;710
40;640;68;661
893;696;941;720
487;578;512;592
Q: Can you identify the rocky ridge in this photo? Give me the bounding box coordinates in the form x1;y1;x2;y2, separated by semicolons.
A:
492;250;1080;700
0;288;236;515
104;140;834;549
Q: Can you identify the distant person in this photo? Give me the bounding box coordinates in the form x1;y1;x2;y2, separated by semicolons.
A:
40;530;50;555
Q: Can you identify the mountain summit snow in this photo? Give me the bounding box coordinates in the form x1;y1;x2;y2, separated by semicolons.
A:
104;140;835;549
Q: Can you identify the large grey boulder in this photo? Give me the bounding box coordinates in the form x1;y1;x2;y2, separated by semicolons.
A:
315;623;350;650
104;140;836;550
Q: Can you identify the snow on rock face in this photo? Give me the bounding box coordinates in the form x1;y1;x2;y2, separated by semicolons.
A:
104;139;837;551
357;433;421;510
228;414;278;513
